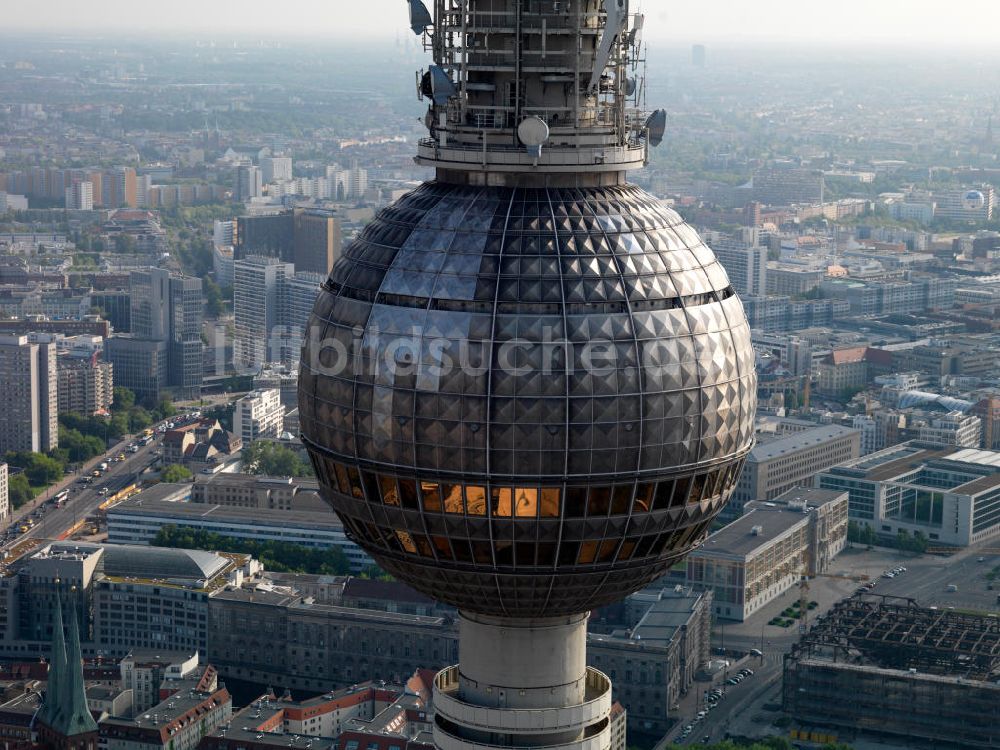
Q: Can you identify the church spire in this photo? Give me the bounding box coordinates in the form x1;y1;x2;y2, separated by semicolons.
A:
40;592;68;728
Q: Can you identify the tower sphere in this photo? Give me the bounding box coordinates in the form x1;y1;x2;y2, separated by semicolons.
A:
298;180;757;617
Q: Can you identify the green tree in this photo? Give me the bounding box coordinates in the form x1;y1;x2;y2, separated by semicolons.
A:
58;427;106;463
4;452;65;486
153;525;352;575
242;440;313;478
8;474;35;509
113;386;136;411
160;464;193;483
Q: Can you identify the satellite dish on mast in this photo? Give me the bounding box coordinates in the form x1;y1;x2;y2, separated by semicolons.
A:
406;0;433;35
645;109;667;147
518;116;550;157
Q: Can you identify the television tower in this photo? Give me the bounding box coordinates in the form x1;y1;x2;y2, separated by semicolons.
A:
298;2;757;749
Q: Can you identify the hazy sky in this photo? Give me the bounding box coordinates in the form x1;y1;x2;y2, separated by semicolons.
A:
4;0;1000;47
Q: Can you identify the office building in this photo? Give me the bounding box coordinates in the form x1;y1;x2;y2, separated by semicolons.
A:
933;185;995;223
57;356;114;416
712;240;767;297
233;256;295;370
280;271;324;362
236;212;295;261
128;269;203;396
294;208;342;275
0;334;57;453
234;164;263;202
105;497;373;573
687;488;849;621
0;540;251;659
212;220;236;247
917;412;983;449
752;168;824;206
728;423;860;516
104;337;168;404
818;443;1000;546
190;473;325;511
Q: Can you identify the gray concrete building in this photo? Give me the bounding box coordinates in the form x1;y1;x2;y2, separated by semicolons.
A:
728;423;860;517
0;334;57;453
687;488;849;621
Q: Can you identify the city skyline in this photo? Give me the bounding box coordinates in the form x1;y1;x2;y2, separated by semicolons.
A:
4;0;1000;48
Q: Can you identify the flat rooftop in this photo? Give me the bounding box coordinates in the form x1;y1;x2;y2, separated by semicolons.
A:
693;506;807;560
108;497;345;530
749;424;858;462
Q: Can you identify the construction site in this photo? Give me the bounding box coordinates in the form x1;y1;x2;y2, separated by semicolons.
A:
783;595;1000;749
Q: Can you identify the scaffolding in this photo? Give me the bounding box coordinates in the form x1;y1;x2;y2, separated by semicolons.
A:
783;595;1000;748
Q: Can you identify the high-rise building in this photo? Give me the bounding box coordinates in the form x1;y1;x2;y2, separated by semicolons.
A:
261;156;293;183
103;167;137;208
212;219;236;246
104;337;168;404
65;180;94;211
0;334;57;453
298;5;756;750
712;240;768;297
0;463;8;523
57;356;114;415
233;256;294;370
234;164;263;202
293;208;342;275
128;269;203;397
233;388;285;444
236;212;295;261
279;272;325;363
692;43;707;67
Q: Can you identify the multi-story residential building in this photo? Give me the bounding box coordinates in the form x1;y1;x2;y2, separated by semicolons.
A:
818;443;1000;546
65;180;94;211
261;156;293;184
57;356;114;415
104;337;168;404
100;683;231;750
119;651;201;714
687;488;849;621
712;240;767;297
728;423;860;516
234;388;285;444
0;463;8;523
0;334;57;453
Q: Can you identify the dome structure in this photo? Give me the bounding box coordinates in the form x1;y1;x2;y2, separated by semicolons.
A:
298;181;756;617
